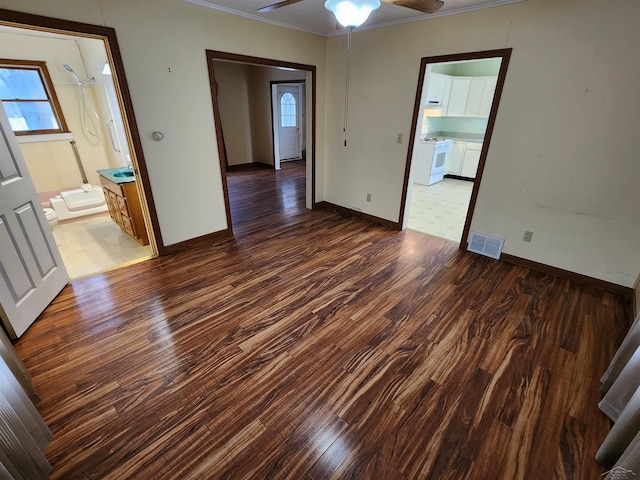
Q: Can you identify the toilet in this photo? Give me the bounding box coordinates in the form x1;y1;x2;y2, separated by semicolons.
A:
43;208;62;246
43;207;58;227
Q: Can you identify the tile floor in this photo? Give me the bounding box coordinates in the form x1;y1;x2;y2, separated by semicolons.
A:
53;213;153;280
407;178;474;243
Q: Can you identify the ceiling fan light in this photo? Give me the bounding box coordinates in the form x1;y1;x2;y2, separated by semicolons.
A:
324;0;381;28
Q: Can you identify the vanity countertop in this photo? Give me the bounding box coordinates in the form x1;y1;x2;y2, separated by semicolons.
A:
97;167;135;185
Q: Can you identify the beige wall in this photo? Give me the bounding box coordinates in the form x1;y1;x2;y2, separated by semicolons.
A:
0;0;327;246
635;275;640;317
0;30;117;192
3;0;638;288
214;62;254;166
249;66;306;166
214;62;306;167
323;0;640;288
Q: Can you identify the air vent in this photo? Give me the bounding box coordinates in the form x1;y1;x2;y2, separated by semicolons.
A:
467;231;504;259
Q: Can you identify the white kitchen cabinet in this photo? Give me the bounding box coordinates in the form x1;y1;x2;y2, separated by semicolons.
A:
445;141;483;178
446;78;471;116
460;142;482;178
445;76;497;117
479;77;498;117
425;73;452;107
446;141;466;175
465;78;486;116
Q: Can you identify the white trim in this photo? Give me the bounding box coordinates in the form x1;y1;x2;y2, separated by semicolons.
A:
15;132;74;143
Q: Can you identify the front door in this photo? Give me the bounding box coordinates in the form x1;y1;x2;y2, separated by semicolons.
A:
0;104;68;339
277;85;301;161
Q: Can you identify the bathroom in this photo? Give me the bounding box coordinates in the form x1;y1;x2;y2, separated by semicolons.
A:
0;25;153;279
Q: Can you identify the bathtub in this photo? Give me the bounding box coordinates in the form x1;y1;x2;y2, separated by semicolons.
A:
49;184;108;221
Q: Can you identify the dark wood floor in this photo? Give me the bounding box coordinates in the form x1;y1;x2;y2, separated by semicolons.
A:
15;161;630;479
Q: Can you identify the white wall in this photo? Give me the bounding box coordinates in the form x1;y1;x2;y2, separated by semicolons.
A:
323;0;640;288
0;0;327;246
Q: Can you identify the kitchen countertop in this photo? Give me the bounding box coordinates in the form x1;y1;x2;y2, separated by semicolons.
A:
97;167;136;184
422;131;485;143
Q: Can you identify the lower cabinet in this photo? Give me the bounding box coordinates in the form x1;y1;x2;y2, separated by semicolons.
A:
99;176;149;246
461;142;482;178
446;141;483;179
446;142;466;175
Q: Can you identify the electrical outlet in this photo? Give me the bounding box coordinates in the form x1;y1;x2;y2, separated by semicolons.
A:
366;193;372;202
397;133;403;143
523;230;534;242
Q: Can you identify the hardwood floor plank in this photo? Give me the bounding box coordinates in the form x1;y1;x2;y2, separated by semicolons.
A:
553;414;587;480
12;162;630;479
464;419;514;479
425;368;493;479
501;365;553;479
524;372;572;479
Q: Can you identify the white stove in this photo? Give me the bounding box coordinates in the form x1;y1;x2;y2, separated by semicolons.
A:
414;138;452;185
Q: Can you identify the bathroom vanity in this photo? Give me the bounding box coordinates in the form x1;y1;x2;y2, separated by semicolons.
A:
97;168;149;246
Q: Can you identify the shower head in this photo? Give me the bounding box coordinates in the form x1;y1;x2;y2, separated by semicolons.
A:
63;63;81;84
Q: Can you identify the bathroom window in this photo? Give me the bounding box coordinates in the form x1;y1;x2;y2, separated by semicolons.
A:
280;92;296;128
0;59;69;135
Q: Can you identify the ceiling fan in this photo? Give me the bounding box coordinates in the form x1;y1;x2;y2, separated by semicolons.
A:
257;0;445;146
257;0;445;15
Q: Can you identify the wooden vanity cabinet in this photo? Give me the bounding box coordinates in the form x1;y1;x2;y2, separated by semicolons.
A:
99;176;149;246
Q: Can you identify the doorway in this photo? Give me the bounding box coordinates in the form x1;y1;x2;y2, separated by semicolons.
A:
206;51;316;233
400;49;511;247
273;82;306;169
0;9;161;279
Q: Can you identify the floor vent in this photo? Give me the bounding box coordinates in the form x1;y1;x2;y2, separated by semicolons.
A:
467;231;504;259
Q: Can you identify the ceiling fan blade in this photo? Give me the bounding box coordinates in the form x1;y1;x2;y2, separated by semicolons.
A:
257;0;304;13
381;0;444;14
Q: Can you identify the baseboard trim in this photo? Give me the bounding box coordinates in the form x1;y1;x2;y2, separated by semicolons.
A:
227;162;273;171
444;174;474;182
501;253;634;298
315;201;400;230
162;229;231;255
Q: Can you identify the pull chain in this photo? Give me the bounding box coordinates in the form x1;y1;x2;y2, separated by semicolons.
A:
343;27;353;147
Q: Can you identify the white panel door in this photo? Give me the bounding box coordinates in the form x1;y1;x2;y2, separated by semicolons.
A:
0;105;68;339
277;85;301;161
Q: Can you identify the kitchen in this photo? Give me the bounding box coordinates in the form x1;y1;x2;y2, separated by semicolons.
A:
407;57;502;243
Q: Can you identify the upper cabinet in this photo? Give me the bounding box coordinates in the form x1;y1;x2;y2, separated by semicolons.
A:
478;77;498;117
446;78;472;116
426;74;497;118
465;78;486;116
424;73;452;107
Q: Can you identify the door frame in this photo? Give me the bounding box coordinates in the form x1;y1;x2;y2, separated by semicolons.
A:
0;8;165;254
399;48;512;248
206;50;317;234
272;81;305;170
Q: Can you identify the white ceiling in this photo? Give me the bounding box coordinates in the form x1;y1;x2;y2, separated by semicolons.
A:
183;0;523;36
